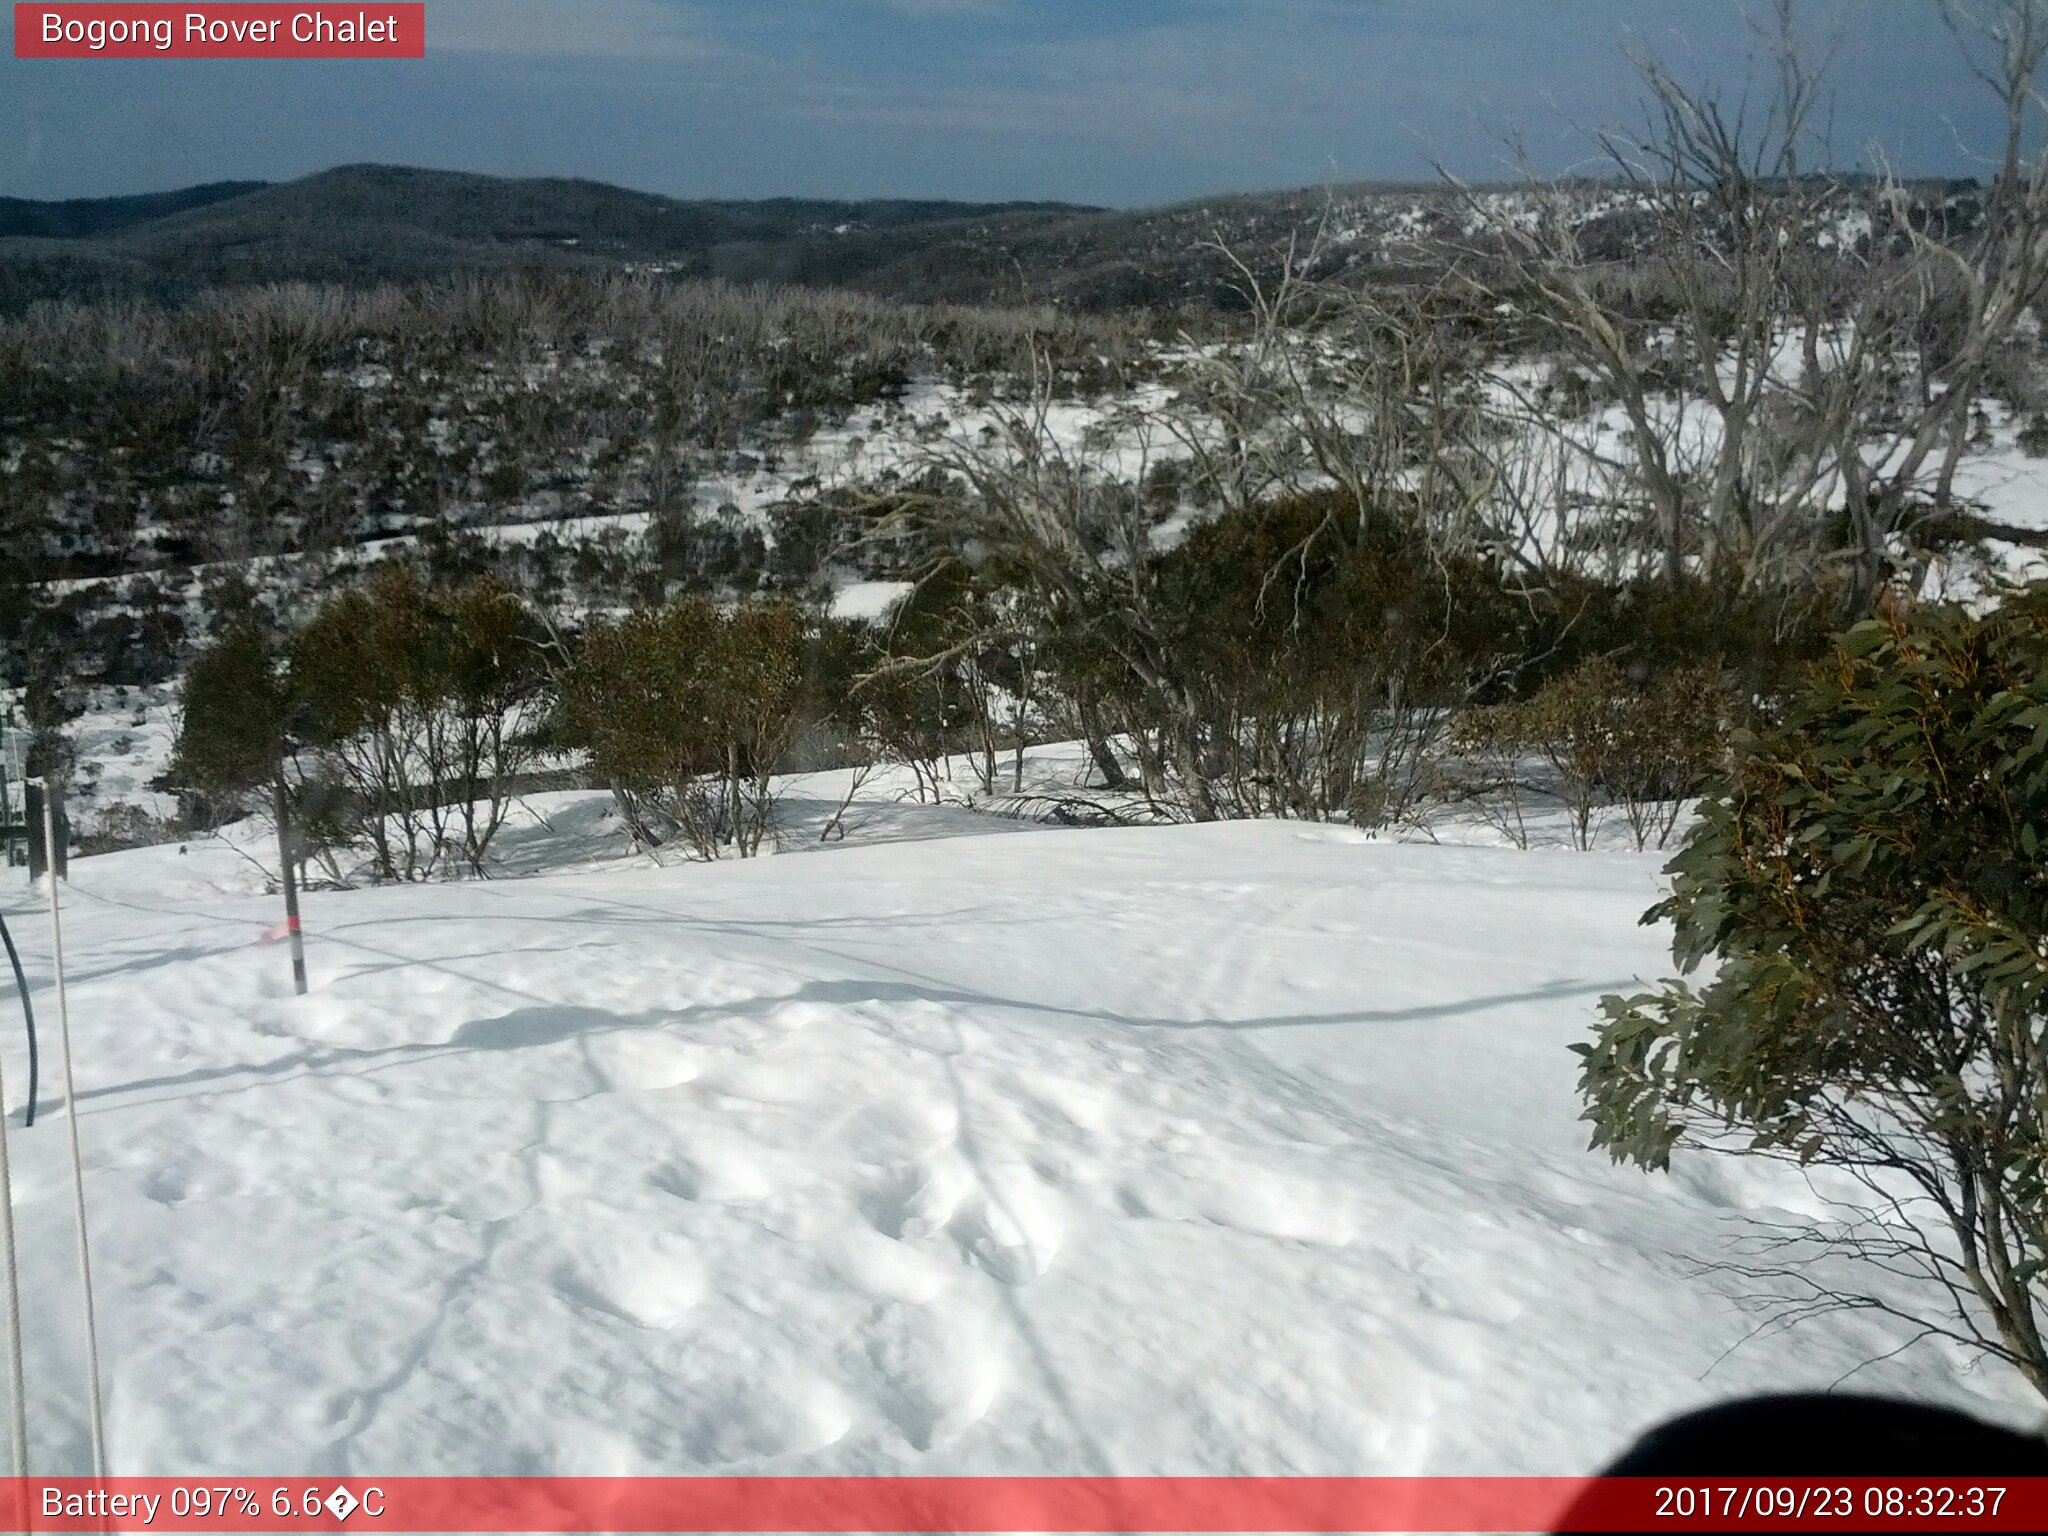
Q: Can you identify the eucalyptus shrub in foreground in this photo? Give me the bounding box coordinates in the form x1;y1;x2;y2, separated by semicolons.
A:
1578;589;2048;1399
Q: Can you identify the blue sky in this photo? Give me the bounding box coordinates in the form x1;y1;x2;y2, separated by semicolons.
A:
0;1;2004;206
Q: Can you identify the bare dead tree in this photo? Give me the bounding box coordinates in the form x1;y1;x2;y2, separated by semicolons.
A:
1830;0;2048;612
1451;0;2048;615
880;353;1234;818
1156;221;1495;577
1449;2;1847;594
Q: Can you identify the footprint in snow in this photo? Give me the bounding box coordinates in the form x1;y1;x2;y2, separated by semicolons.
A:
549;1233;702;1330
851;1303;1000;1453
859;1159;971;1241
582;1030;702;1093
143;1164;193;1206
947;1192;1061;1286
649;1149;774;1206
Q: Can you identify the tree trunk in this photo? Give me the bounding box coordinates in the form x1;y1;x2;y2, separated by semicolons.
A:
1077;693;1128;791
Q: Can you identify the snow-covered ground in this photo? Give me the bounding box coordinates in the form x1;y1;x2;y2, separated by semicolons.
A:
61;683;182;835
0;807;2039;1479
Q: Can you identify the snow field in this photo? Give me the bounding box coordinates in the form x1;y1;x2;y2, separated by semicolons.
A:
0;814;2039;1481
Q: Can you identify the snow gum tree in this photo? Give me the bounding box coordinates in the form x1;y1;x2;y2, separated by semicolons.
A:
166;620;347;887
166;621;289;816
175;566;550;882
1578;587;2048;1398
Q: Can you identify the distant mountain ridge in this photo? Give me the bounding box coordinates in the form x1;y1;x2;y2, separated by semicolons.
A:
0;163;1986;316
0;162;1394;312
0;164;1106;309
0;180;268;240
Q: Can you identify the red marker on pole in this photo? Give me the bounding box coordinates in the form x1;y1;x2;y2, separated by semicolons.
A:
272;779;308;996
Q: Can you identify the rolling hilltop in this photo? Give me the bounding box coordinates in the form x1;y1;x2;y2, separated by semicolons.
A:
0;164;1102;309
5;162;1975;316
0;179;266;240
0;163;1549;312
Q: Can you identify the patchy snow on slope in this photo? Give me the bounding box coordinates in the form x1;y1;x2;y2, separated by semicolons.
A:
0;818;2039;1480
61;684;181;835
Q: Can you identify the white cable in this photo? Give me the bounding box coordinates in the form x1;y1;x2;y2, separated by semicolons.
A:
0;982;28;1478
42;785;107;1477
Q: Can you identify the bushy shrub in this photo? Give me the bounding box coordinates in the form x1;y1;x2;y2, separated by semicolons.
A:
1577;590;2048;1398
166;622;287;809
1542;574;1839;715
556;597;808;859
765;494;853;596
1132;494;1536;823
854;571;989;803
76;803;182;856
650;503;769;594
1449;657;1728;849
171;567;547;881
288;564;547;879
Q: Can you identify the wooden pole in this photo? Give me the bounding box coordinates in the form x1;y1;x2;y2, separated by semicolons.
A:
274;779;307;997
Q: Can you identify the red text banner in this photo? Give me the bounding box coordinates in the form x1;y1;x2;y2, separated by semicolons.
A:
3;1476;2046;1533
14;4;425;59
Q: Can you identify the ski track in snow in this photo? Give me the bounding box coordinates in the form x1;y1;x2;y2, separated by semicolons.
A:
0;817;2040;1478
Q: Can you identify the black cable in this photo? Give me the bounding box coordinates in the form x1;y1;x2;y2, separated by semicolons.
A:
0;912;35;1128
